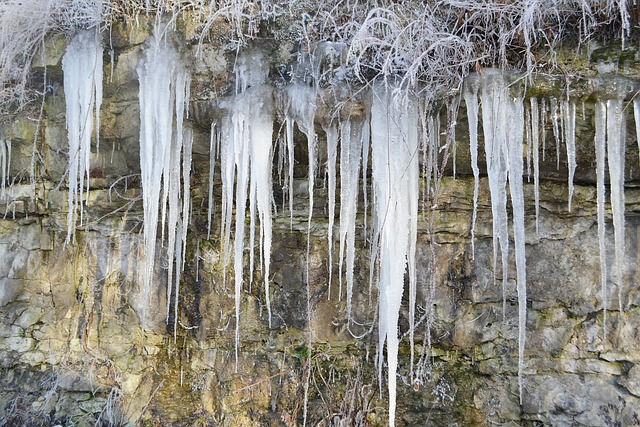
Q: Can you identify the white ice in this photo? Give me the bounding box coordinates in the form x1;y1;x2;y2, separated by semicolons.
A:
606;98;626;313
371;83;419;427
562;100;577;211
0;135;9;201
137;28;190;330
62;29;103;244
219;50;274;367
595;101;608;329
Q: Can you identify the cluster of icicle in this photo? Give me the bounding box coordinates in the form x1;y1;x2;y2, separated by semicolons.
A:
62;29;102;244
57;25;636;424
0;132;9;202
137;27;192;337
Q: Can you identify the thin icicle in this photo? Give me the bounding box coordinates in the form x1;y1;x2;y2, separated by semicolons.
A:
634;99;640;164
371;83;419;427
595;101;608;332
463;80;480;259
541;98;547;161
531;98;540;234
606;98;626;314
550;98;561;170
507;94;526;406
207;122;217;239
562;100;577;211
62;30;103;244
338;117;364;321
0;135;10;201
323;121;338;299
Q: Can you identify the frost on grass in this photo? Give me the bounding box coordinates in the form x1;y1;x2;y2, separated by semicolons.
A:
62;29;103;244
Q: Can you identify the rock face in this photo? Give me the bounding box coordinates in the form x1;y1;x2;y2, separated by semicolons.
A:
1;18;640;427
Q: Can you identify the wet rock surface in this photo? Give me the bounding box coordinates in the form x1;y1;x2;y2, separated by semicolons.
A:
1;21;640;427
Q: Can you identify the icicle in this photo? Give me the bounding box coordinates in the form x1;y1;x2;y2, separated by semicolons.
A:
137;28;190;330
371;83;419;427
525;106;532;181
606;98;626;313
463;80;480;259
0;135;10;201
507;94;526;406
531;98;540;234
469;71;527;404
634;99;640;164
541;98;547;161
550;98;561;170
323;121;338;299
207;122;217;240
562;100;577;211
284;84;317;224
219;50;274;368
62;30;103;244
338;117;364;321
478;73;510;319
595;101;608;332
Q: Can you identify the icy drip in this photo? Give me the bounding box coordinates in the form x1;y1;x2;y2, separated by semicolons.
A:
635;99;640;164
371;85;419;427
219;51;274;367
606;99;626;313
0;136;10;201
468;72;527;403
595;102;608;330
323;121;338;299
463;81;480;258
338;117;365;322
284;83;317;222
207;123;218;239
62;30;103;244
530;98;540;233
478;74;510;318
562;100;577;211
507;96;526;405
550;98;561;170
137;30;190;330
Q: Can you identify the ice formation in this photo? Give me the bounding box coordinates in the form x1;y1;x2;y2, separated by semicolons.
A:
463;80;480;258
530;98;540;233
371;84;419;427
137;29;191;331
562;100;577;211
218;50;274;366
323;121;338;299
0;135;9;201
465;71;527;403
339;117;366;321
595;101;608;328
606;98;626;313
62;29;103;243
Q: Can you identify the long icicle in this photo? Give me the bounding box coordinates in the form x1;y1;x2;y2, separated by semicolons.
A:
371;83;419;427
63;30;103;244
463;79;480;259
562;100;577;211
606;98;626;314
531;98;540;234
595;101;608;334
